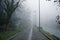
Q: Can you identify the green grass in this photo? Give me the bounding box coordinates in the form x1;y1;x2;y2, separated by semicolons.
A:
44;31;57;40
39;27;60;40
0;27;22;40
0;31;16;40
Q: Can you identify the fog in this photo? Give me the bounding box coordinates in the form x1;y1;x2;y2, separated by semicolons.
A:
23;0;60;38
40;0;60;38
14;0;60;38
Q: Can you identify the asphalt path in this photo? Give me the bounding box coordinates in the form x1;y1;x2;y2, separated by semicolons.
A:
11;26;49;40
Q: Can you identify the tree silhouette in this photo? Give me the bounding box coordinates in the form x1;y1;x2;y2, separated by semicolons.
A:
0;0;21;31
4;0;20;26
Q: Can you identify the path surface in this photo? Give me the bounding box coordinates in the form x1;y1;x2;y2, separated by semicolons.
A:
11;26;49;40
32;26;49;40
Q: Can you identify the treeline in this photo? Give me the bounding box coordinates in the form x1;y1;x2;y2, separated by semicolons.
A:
0;0;22;31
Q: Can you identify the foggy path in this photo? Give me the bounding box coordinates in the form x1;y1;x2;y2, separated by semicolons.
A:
11;26;31;40
31;26;49;40
0;0;60;40
9;0;60;40
28;25;33;40
11;26;49;40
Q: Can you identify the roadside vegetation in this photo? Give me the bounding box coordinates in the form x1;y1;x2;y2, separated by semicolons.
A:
0;31;17;40
0;0;25;40
39;27;60;40
0;26;22;40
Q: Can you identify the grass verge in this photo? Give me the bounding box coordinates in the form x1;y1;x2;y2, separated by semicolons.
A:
0;27;22;40
39;27;60;40
0;31;17;40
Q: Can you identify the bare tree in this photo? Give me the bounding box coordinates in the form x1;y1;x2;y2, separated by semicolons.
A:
0;0;24;31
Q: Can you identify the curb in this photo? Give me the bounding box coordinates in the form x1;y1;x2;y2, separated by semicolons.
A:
40;31;51;40
39;29;57;40
7;32;20;40
7;27;29;40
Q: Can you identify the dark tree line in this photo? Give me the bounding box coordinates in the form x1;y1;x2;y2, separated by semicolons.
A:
0;0;22;31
